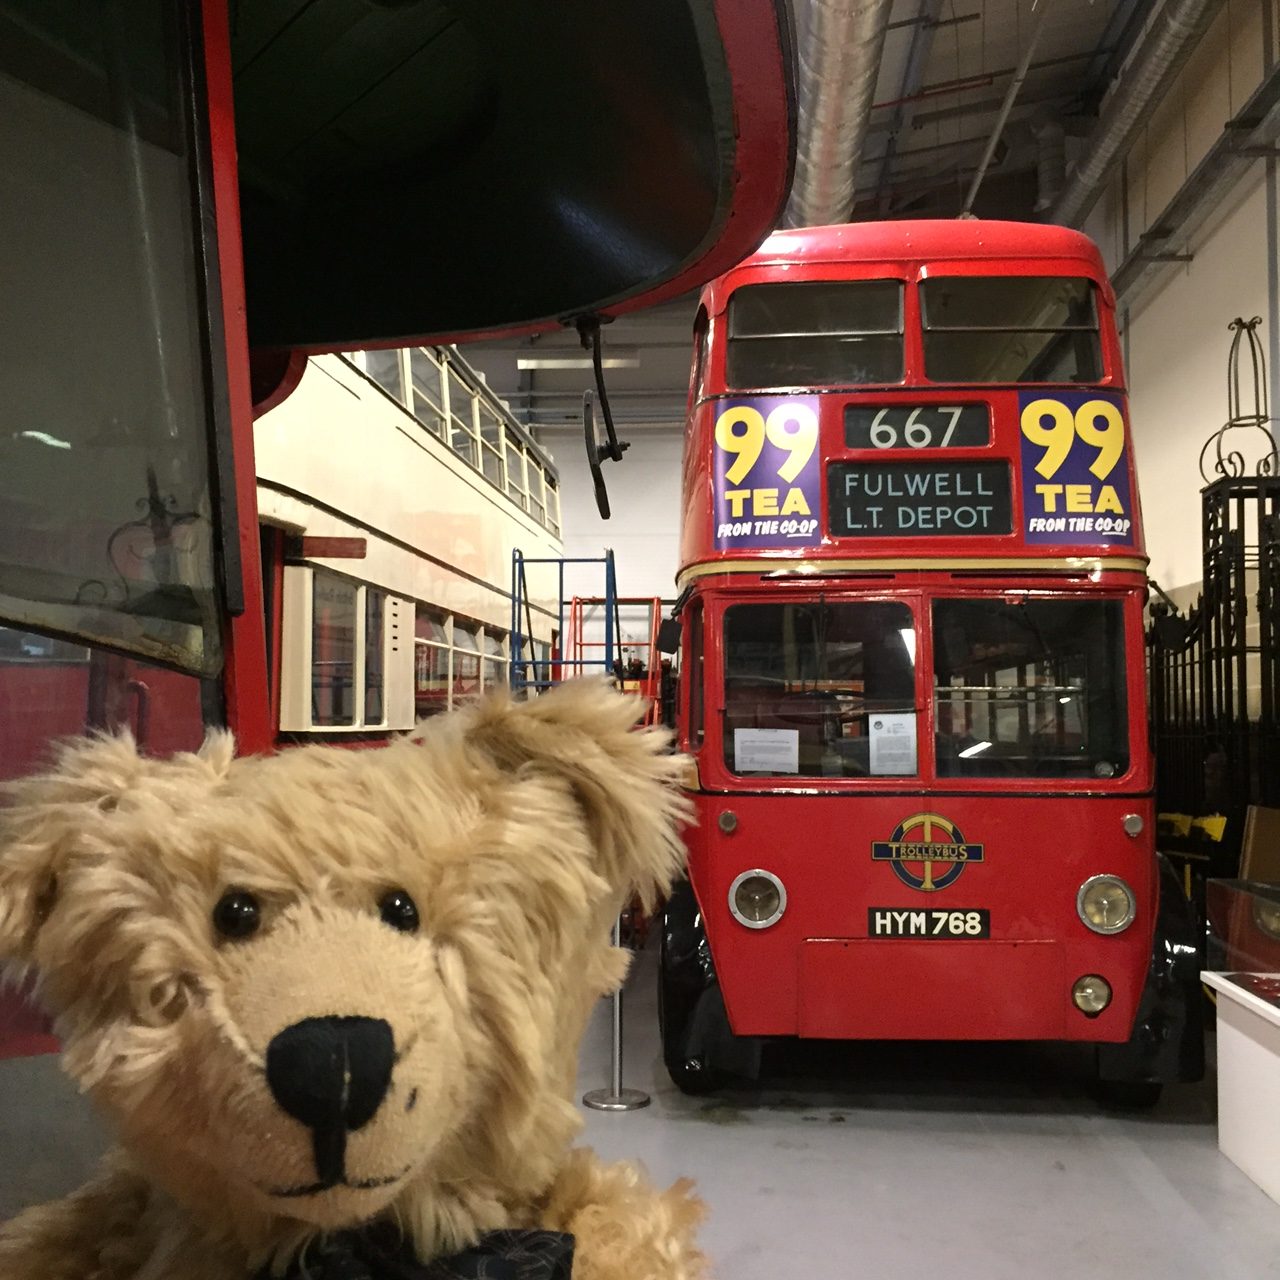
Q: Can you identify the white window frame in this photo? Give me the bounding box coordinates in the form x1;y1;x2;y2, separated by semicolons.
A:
280;566;412;733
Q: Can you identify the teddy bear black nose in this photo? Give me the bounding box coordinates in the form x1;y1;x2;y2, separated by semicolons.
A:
266;1016;396;1185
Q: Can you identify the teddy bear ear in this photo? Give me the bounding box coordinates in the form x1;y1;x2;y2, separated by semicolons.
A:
0;728;237;967
0;731;147;965
459;681;692;909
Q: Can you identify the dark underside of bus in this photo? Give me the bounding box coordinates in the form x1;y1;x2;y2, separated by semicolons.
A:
231;0;794;350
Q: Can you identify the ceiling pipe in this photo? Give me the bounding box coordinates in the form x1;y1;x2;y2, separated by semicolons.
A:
874;0;948;214
1034;120;1067;212
960;0;1051;216
1050;0;1228;227
783;0;895;227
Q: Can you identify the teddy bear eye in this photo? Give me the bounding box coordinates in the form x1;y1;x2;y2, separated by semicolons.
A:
379;889;420;934
213;890;262;941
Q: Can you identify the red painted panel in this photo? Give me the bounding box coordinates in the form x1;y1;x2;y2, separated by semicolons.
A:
0;666;88;781
201;0;272;756
0;988;58;1059
0;664;204;783
0;660;204;1059
687;790;1155;1043
798;939;1066;1040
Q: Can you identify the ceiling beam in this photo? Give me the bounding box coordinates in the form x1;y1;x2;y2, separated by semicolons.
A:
871;0;948;214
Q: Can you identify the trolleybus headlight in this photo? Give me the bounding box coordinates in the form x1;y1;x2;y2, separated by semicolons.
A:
1077;874;1136;935
729;869;786;929
1072;974;1112;1016
1253;898;1280;939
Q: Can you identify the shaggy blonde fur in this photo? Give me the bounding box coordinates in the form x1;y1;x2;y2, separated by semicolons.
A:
0;681;704;1280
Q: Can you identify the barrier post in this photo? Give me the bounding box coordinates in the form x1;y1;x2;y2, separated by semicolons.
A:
582;917;651;1112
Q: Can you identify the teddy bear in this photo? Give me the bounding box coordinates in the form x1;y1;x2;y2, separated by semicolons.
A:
0;681;703;1280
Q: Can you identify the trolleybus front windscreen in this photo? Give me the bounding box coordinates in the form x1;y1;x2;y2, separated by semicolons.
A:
722;600;917;778
726;281;905;389
920;277;1102;384
932;598;1128;779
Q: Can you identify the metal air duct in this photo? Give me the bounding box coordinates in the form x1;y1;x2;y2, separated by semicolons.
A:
1034;120;1067;213
1049;0;1226;228
783;0;895;228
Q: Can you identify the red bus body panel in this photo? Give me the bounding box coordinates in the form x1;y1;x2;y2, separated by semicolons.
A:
687;792;1155;1041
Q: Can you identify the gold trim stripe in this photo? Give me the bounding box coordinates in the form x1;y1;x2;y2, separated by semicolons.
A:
676;554;1150;587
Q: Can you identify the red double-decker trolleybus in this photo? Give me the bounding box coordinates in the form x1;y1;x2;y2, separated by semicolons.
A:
661;221;1204;1104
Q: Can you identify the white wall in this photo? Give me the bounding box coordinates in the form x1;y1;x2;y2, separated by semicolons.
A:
540;425;684;603
1125;179;1270;591
539;425;684;664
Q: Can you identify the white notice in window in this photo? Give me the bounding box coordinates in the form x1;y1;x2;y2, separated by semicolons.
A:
869;713;917;776
734;728;799;774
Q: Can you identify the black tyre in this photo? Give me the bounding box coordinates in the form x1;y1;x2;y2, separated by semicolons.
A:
665;1051;724;1096
659;882;726;1095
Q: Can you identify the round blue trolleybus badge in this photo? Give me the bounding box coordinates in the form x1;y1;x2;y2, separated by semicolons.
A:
871;813;985;892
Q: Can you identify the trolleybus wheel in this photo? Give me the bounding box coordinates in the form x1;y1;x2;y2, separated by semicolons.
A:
659;880;728;1095
666;1051;724;1096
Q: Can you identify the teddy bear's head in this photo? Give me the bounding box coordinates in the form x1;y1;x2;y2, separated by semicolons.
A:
0;682;688;1261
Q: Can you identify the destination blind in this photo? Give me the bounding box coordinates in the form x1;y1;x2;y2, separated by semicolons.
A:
828;460;1013;537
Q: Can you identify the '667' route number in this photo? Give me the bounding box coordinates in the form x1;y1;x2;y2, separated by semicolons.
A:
869;908;990;938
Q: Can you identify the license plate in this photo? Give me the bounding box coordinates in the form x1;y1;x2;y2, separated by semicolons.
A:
868;908;990;938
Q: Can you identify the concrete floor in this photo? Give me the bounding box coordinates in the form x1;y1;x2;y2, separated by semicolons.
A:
3;951;1280;1278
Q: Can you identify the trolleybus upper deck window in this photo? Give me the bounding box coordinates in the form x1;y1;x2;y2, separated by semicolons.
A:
726;281;904;389
920;277;1102;384
723;601;917;778
932;598;1128;779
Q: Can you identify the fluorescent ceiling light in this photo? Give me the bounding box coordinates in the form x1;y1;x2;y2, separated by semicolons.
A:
517;356;641;370
17;430;71;449
958;740;992;758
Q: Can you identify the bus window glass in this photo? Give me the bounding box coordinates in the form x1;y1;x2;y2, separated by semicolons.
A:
414;609;449;718
723;601;917;777
689;307;710;406
365;350;406;405
481;630;505;691
921;277;1103;383
688;602;704;747
453;624;480;700
312;572;356;727
0;2;223;676
408;349;445;435
932;598;1128;778
364;588;385;725
726;281;904;388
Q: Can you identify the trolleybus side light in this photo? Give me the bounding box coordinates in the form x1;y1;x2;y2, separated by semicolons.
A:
1077;875;1136;934
1072;974;1112;1016
729;869;786;929
1122;813;1144;836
